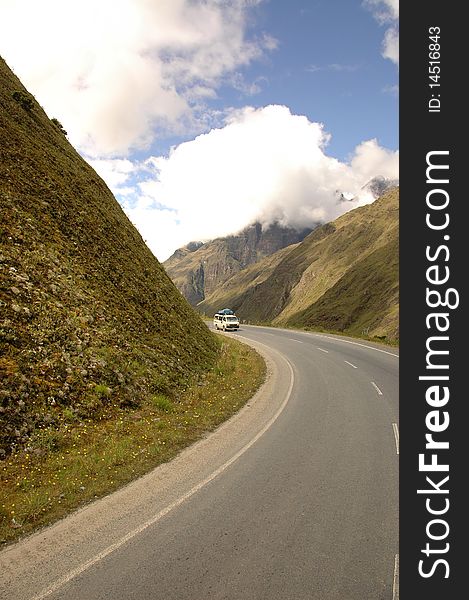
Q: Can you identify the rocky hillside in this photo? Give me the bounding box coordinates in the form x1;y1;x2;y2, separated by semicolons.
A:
199;188;399;342
164;222;312;305
0;57;219;458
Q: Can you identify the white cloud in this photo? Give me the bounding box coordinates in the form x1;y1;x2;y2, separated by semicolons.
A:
88;158;137;190
382;26;399;65
364;0;399;22
0;0;273;156
0;2;398;263
120;105;399;260
350;138;399;181
230;73;268;96
382;83;399;96
364;0;399;65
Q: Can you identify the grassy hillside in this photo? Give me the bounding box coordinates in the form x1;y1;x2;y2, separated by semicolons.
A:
195;188;399;342
288;236;399;339
0;57;219;458
275;189;398;325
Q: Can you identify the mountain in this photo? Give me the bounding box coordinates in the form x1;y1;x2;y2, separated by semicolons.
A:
164;222;312;305
361;175;399;198
196;243;301;315
199;188;399;342
0;57;218;457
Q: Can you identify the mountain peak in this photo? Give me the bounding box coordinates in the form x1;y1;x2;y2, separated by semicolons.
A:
164;222;313;305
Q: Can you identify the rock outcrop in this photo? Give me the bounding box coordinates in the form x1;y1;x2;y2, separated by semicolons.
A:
164;222;312;305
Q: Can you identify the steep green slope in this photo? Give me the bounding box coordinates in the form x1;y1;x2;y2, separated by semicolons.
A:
0;57;218;457
288;236;399;340
274;189;398;325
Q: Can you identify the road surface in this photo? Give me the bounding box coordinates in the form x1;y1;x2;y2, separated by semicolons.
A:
0;325;398;600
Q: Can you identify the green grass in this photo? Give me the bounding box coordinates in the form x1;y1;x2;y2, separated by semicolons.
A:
0;55;219;459
0;56;260;545
93;384;112;398
0;336;265;546
151;394;174;412
287;236;399;343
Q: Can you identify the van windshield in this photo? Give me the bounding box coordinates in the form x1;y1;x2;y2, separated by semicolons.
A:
226;316;238;321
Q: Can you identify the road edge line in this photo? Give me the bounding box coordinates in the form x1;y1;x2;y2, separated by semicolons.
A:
393;553;399;600
392;423;400;455
308;333;399;357
31;342;295;600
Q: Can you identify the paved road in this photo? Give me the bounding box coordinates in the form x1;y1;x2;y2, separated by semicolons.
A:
1;326;398;600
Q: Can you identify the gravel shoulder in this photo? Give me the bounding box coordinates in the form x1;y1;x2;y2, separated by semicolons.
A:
0;336;293;600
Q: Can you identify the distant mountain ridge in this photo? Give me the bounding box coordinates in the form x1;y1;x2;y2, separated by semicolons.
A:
164;222;313;305
198;188;399;342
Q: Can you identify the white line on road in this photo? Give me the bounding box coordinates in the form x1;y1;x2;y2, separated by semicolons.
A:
31;349;295;600
371;381;383;395
316;347;329;353
393;554;399;600
289;338;304;343
315;334;399;358
344;360;358;369
392;423;399;455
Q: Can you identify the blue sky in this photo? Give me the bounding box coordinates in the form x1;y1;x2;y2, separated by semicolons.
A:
204;0;398;160
259;0;398;158
0;0;399;260
142;0;398;161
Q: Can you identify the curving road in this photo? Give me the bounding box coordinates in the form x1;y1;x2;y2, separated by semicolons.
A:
0;325;398;600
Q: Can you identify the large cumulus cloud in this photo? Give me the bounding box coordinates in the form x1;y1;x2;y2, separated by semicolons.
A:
119;105;398;260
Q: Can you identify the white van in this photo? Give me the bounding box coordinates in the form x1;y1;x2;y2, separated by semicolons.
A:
213;313;240;331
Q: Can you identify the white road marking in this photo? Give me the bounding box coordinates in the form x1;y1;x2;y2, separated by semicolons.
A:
316;347;329;353
393;554;399;600
371;381;383;395
392;423;399;455
315;334;399;358
289;338;304;343
31;351;295;600
344;360;358;369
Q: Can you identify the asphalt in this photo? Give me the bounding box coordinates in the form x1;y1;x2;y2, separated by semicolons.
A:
0;326;398;600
